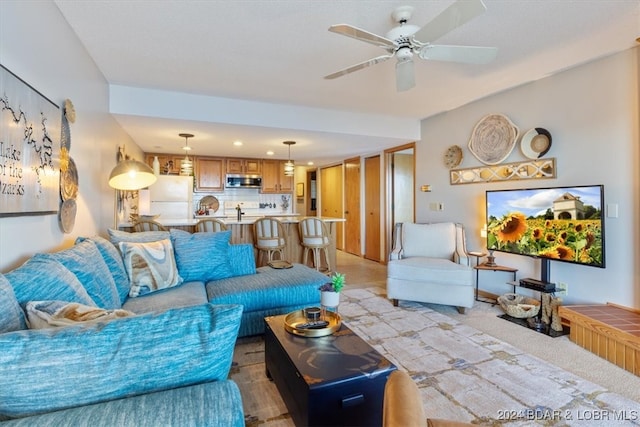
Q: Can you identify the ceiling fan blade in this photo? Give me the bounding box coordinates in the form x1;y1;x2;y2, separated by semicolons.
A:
413;0;487;43
419;45;498;64
329;24;395;49
324;54;394;80
395;60;415;92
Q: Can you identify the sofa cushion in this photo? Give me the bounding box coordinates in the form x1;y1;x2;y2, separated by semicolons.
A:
5;255;95;307
107;228;170;247
0;303;243;419
206;264;327;312
388;257;472;287
170;229;233;282
119;239;183;298
0;381;245;427
228;243;257;277
122;281;208;314
39;240;121;309
0;274;26;333
402;222;456;259
25;301;134;329
76;236;130;305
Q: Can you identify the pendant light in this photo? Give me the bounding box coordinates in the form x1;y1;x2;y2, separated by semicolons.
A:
283;140;296;177
179;133;194;176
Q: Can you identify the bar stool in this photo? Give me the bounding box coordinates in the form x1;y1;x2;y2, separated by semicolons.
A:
195;218;227;232
253;217;287;266
298;217;331;272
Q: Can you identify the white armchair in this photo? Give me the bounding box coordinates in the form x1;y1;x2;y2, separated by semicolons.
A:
387;222;474;313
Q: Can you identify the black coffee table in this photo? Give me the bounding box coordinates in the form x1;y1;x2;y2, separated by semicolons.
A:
264;314;396;427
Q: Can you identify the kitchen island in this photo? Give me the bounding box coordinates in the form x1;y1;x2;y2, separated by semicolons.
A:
118;216;345;272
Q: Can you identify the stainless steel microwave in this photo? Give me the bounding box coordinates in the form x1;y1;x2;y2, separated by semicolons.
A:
225;174;262;188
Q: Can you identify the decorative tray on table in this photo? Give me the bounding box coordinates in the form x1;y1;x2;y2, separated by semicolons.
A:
284;308;341;338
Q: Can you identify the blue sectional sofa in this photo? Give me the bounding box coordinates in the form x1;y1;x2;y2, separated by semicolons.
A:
0;228;329;425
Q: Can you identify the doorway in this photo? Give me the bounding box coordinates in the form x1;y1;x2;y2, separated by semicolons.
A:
385;143;415;259
364;155;381;262
344;157;361;256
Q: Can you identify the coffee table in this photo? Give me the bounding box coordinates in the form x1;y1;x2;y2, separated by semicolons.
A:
264;314;396;427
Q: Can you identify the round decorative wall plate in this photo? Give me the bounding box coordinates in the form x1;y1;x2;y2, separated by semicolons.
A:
199;195;220;213
520;127;552;159
59;199;77;233
61;115;71;150
60;157;78;201
468;114;519;165
444;145;463;169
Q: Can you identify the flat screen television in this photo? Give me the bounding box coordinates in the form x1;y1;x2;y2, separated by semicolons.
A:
486;185;605;282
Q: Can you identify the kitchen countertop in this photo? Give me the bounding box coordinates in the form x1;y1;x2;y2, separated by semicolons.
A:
119;215;345;228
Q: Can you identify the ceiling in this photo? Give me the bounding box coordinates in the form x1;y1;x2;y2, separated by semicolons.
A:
54;0;639;166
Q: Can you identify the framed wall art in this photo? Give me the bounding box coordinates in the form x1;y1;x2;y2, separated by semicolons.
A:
0;65;60;216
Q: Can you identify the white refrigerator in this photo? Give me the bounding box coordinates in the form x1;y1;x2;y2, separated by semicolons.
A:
148;175;193;218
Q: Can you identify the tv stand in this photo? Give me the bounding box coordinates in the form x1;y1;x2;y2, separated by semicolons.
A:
519;277;555;292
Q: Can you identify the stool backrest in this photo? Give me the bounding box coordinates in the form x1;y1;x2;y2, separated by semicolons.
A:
298;217;329;246
133;220;167;232
196;218;227;232
254;218;286;247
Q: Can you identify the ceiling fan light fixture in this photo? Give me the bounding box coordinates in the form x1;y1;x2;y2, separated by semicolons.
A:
283;140;296;177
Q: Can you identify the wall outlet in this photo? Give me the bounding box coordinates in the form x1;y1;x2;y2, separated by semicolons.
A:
556;282;568;296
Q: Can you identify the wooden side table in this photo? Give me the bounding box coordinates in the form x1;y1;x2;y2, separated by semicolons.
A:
473;264;517;303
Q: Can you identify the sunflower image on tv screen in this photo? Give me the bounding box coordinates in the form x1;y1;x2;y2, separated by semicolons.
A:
486;185;605;268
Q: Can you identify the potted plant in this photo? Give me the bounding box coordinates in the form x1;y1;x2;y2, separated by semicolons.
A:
319;272;345;308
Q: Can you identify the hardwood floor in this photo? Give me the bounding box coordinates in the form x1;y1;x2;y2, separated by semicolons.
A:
334;250;386;290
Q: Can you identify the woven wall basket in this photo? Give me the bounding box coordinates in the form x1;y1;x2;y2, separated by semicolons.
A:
468;114;520;165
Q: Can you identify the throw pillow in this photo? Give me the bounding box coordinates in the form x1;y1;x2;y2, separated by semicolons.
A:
170;229;234;282
0;303;243;419
119;238;183;297
228;243;257;277
107;228;170;248
25;301;135;329
0;273;26;333
39;240;121;309
5;255;95;307
76;236;130;305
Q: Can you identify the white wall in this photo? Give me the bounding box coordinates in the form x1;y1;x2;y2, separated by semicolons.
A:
0;1;137;271
416;48;640;307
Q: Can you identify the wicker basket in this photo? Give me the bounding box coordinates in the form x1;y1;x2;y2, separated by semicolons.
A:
497;293;540;318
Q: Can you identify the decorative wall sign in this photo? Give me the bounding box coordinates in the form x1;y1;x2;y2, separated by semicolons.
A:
0;65;60;216
450;158;556;185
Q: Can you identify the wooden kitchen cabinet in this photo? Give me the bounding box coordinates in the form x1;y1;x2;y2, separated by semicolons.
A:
195;157;225;192
145;154;184;175
261;159;293;193
226;158;261;174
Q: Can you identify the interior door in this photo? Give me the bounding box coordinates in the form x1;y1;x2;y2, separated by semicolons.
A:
364;155;381;262
320;164;343;250
344;157;361;256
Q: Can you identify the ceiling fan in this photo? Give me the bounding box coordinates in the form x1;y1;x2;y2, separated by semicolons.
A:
324;0;498;92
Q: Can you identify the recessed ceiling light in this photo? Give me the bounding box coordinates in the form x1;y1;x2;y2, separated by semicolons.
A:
233;140;243;146
307;161;314;166
266;151;274;156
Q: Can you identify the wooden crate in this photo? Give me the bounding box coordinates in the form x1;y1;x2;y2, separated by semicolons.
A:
559;303;640;375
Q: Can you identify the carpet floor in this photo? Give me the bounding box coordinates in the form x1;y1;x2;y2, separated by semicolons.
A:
231;287;640;426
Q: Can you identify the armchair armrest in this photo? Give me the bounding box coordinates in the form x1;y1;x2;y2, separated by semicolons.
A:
453;223;470;266
389;223;404;260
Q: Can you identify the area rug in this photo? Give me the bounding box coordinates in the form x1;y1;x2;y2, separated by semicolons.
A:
230;288;640;426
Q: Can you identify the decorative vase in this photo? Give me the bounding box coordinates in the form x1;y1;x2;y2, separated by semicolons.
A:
320;290;340;308
152;156;160;175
